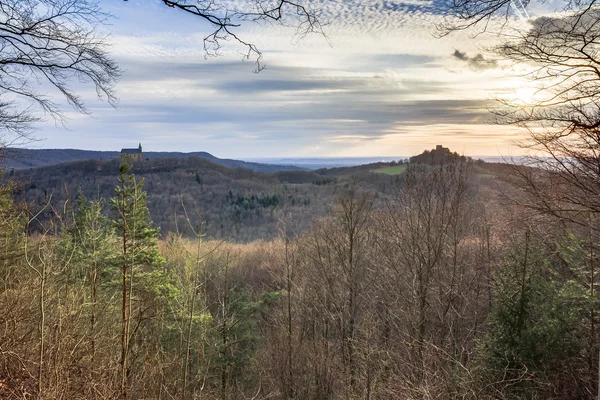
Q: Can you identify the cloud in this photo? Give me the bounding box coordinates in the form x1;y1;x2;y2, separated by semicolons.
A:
214;78;364;94
34;46;504;156
452;50;497;70
29;0;519;158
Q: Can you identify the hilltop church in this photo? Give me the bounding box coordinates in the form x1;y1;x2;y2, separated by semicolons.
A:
120;143;143;162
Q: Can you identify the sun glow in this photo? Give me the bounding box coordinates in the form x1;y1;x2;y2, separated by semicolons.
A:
514;87;537;104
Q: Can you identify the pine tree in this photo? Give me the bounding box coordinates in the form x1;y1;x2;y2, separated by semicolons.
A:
0;176;25;291
476;232;585;398
60;191;115;280
58;191;116;361
111;163;174;400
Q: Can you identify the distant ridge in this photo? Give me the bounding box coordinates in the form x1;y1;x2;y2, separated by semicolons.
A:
0;148;303;173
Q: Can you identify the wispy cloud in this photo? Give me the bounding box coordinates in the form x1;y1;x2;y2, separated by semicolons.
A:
31;0;525;157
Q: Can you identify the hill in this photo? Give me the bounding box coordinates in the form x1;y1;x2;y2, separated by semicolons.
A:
7;156;395;242
0;148;303;173
409;145;467;165
2;147;505;242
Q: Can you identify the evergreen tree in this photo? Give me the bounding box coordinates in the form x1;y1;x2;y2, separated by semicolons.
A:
0;175;25;291
111;163;176;399
57;191;116;360
476;233;586;398
59;191;115;282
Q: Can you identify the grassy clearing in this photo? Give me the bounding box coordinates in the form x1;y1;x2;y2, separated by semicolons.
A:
372;164;497;178
372;165;407;175
474;165;496;178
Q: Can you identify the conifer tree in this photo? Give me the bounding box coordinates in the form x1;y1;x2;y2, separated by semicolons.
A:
0;175;25;291
58;191;115;360
476;233;586;398
111;163;174;399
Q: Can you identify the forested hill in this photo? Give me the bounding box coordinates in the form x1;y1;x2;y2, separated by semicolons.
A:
0;147;303;172
7;156;397;242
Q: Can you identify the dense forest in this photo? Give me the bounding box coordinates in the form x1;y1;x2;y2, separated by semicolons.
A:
0;151;596;399
0;148;303;173
5;157;403;242
3;0;600;397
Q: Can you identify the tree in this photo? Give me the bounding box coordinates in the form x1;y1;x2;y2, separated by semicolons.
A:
0;174;25;291
157;0;323;71
111;162;173;399
276;221;299;399
57;191;116;361
476;231;591;399
440;0;584;32
441;0;600;227
439;3;600;396
300;184;376;397
366;157;494;397
0;0;120;145
493;10;600;230
0;0;323;143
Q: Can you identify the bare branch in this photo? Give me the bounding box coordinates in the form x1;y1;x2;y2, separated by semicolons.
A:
0;0;120;145
160;0;325;72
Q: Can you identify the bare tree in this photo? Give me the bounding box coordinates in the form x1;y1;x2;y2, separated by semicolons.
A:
373;159;489;397
440;0;600;229
439;0;591;33
487;9;600;229
300;184;376;397
159;0;324;71
0;0;120;145
0;0;323;145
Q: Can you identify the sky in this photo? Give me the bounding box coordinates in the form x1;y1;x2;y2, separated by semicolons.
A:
30;0;544;158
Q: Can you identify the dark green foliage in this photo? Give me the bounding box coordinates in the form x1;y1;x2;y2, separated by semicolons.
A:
226;192;280;210
111;164;163;265
476;234;590;398
111;163;174;302
55;190;119;369
312;178;336;186
111;163;178;398
212;289;283;392
0;176;25;290
7;157;396;241
58;191;116;284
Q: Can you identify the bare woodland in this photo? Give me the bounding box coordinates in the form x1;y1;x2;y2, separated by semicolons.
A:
1;155;598;399
2;0;600;398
